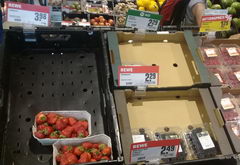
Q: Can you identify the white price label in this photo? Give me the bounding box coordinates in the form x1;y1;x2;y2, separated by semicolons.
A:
6;2;49;26
130;140;180;163
221;97;235;110
226;47;239;56
234;71;240;81
197;131;215;150
132;135;146;143
126;10;161;31
204;48;218;57
118;66;159;86
214;73;223;83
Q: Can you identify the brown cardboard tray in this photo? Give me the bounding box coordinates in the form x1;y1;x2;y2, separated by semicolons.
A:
114;89;233;164
108;31;210;89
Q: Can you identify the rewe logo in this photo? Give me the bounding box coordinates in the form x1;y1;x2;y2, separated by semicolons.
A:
9;3;21;9
120;68;133;72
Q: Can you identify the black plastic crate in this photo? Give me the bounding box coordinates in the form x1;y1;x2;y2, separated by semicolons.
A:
0;28;121;165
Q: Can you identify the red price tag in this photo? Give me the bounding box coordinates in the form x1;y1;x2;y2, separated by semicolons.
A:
130;139;180;163
5;1;50;26
118;66;159;86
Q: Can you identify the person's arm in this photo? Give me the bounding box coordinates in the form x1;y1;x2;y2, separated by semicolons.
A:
192;2;205;26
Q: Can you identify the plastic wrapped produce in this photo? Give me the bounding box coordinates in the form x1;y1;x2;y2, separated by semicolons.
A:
229;121;240;138
226;66;240;88
185;126;217;159
132;128;153;143
200;45;221;66
154;127;187;163
221;94;240;121
207;67;228;85
219;44;240;65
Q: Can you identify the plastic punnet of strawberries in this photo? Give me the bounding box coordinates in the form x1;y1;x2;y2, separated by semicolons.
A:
34;112;89;139
56;142;111;164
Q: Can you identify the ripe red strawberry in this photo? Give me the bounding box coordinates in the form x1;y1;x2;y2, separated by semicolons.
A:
64;153;78;164
61;145;73;153
76;127;86;138
62;118;69;125
72;121;83;132
81;120;88;130
82;142;93;150
68;117;77;126
79;152;91;162
90;159;97;162
92;143;99;149
98;144;107;151
42;126;54;136
56;154;63;162
36;112;47;124
47;112;58;125
71;133;77;138
84;130;89;137
60;155;69;165
37;123;48;131
34;131;45;139
101;156;110;160
73;146;85;156
61;126;74;138
102;146;111;156
56;119;67;130
91;148;102;161
49;131;59;139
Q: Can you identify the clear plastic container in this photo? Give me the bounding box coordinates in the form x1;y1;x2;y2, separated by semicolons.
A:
219;44;240;65
207;66;228;85
220;93;240;121
200;45;221;66
228;121;240;138
184;125;217;160
131;128;154;143
226;66;240;89
154;127;187;163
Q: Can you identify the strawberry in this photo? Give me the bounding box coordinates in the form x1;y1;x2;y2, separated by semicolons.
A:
60;156;69;165
36;112;47;124
68;117;77;126
92;143;99;149
37;123;48;131
71;133;77;138
61;126;74;138
72;121;83;132
82;142;93;150
90;159;97;162
59;133;67;138
56;154;63;162
101;156;110;160
102;146;111;156
62;117;69;125
79;152;91;162
98;144;107;151
64;153;78;164
49;131;59;139
84;130;89;137
34;131;45;139
73;146;85;156
91;148;102;161
81;120;88;130
47;112;58;125
42;126;54;136
56;119;67;131
61;145;73;153
76;127;86;138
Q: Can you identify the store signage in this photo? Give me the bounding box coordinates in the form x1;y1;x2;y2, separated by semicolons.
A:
126;9;162;31
5;1;50;26
118;66;159;86
200;14;232;32
130;139;180;163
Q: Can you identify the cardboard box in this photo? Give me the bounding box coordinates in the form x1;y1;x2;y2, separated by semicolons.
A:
107;31;211;89
114;89;233;164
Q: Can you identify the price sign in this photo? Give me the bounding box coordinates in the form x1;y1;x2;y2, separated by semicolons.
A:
126;9;162;31
200;15;231;32
118;66;159;86
5;1;50;26
130;139;180;163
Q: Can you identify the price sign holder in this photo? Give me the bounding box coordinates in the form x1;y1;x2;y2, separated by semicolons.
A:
4;1;50;27
118;65;159;87
200;14;232;32
130;139;180;163
125;9;162;31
